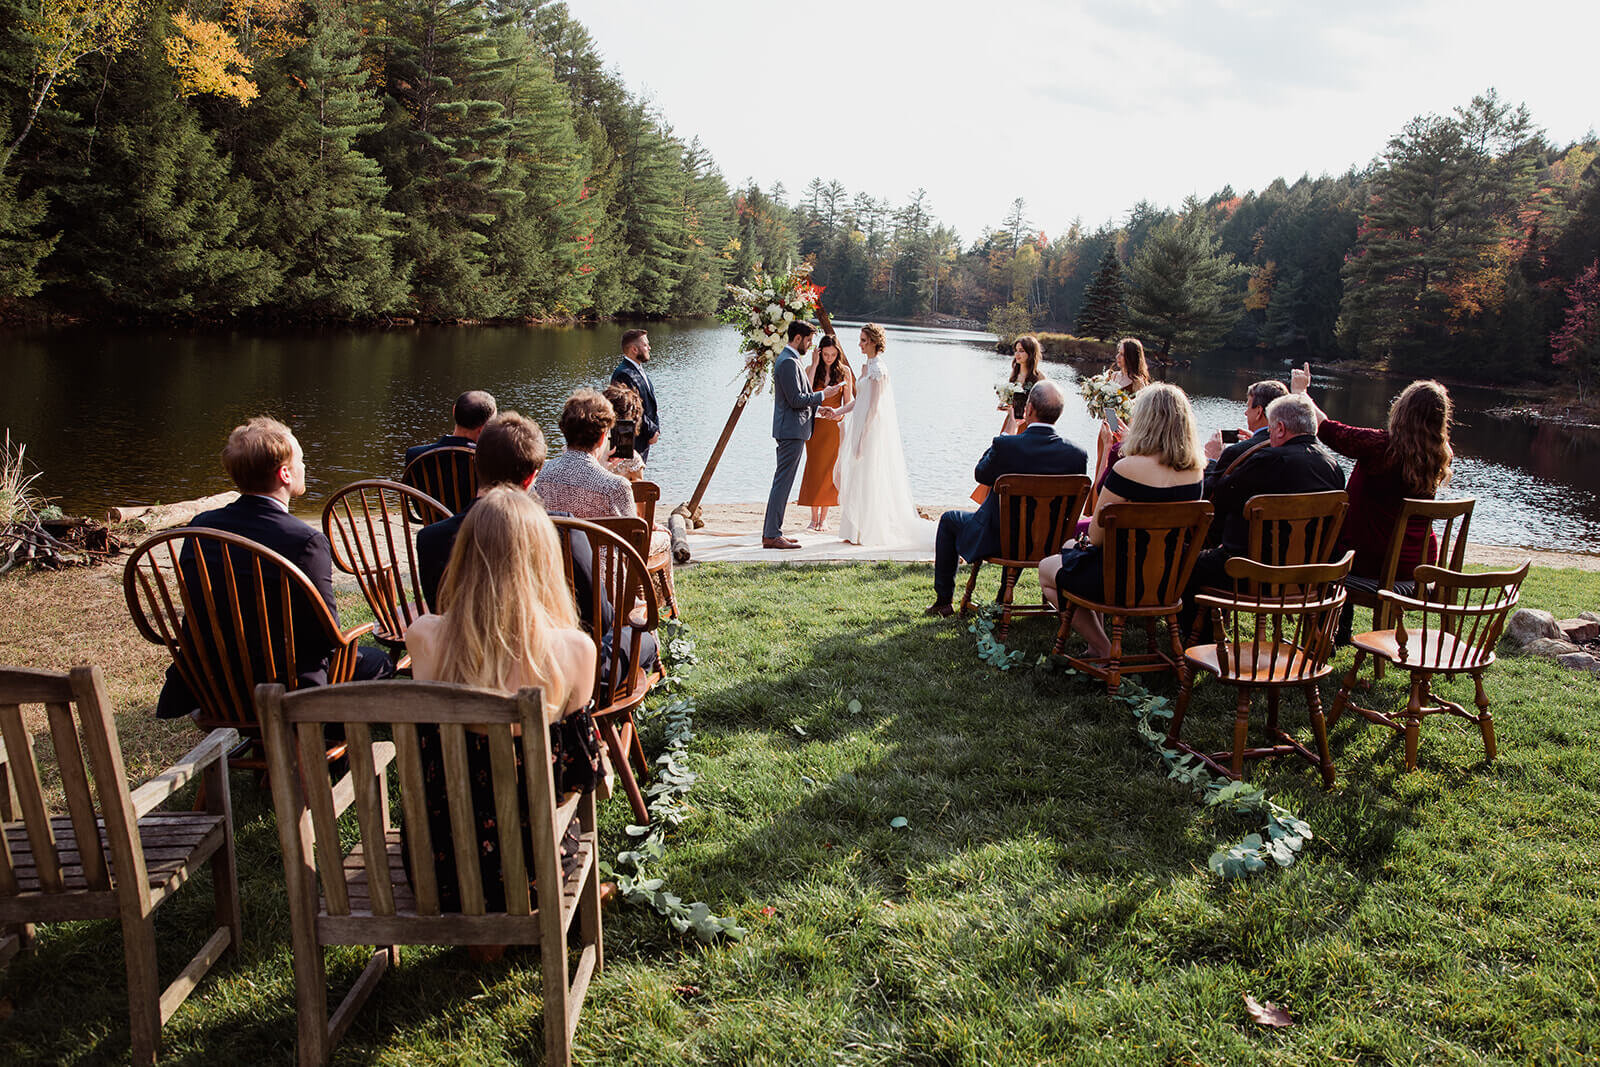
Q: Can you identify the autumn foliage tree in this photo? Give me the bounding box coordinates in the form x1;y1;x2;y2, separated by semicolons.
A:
1551;260;1600;402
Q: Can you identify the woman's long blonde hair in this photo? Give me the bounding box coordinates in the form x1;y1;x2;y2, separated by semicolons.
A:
433;486;578;696
1387;380;1453;495
1121;383;1203;472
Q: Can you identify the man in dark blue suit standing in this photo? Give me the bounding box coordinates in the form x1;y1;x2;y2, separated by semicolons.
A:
926;380;1087;616
610;329;659;462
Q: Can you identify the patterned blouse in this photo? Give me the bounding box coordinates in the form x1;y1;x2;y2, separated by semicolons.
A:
535;449;635;519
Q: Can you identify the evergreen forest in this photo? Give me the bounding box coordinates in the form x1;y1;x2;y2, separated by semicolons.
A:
3;0;1600;386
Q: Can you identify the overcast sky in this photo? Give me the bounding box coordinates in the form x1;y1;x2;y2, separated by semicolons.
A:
562;0;1599;242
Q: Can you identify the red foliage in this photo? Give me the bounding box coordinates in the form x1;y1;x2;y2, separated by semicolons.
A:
1551;259;1600;367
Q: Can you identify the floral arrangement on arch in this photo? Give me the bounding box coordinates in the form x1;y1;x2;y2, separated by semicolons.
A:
722;263;824;400
1079;371;1134;425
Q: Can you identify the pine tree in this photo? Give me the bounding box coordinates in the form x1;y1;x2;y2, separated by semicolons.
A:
1076;242;1125;339
1124;198;1246;357
0;122;54;298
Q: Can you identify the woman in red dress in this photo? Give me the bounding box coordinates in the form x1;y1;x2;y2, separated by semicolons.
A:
797;334;855;531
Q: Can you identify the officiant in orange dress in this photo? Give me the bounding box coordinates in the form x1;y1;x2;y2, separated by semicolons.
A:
797;334;855;531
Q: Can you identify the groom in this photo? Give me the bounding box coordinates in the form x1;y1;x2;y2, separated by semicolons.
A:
925;380;1086;615
763;321;844;549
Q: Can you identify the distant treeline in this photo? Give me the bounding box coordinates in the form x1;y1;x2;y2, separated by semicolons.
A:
2;2;1598;385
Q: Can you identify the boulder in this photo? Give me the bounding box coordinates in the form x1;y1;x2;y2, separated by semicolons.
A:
1558;618;1600;644
1557;652;1599;671
1581;611;1600;624
1506;609;1563;647
1522;637;1582;658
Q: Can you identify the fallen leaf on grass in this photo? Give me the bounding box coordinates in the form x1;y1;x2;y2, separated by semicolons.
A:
760;906;777;917
674;985;702;1000
1244;994;1294;1028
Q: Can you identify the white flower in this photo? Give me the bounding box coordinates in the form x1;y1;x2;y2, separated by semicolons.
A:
782;311;794;323
749;312;761;326
766;302;782;320
763;289;775;300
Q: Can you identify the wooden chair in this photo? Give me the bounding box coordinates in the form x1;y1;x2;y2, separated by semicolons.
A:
1328;562;1528;770
1188;490;1349;644
958;474;1092;640
258;679;600;1067
551;517;662;824
322;480;450;666
1167;553;1353;788
630;480;678;618
1051;501;1213;693
125;527;372;772
0;665;241;1066
1349;497;1474;681
401;445;477;515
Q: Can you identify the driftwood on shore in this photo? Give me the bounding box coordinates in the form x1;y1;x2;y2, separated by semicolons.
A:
108;491;239;530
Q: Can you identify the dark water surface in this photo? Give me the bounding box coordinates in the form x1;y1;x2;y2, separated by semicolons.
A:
3;321;1596;553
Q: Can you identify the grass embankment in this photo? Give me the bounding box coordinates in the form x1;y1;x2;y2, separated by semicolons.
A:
1;561;1599;1062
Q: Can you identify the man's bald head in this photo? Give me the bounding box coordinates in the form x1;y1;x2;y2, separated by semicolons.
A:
1024;379;1065;425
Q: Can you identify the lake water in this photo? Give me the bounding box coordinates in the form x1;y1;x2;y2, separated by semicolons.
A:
2;321;1595;553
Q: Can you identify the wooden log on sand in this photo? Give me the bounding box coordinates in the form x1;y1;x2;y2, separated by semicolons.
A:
668;506;692;563
110;491;238;529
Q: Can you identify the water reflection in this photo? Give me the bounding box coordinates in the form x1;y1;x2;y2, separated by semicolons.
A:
2;323;1596;553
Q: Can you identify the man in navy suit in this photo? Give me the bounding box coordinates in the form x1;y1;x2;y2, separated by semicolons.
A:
155;417;393;719
926;381;1087;616
610;330;659;462
403;389;496;471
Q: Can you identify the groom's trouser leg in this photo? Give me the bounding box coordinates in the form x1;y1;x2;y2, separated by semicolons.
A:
764;438;805;539
934;510;971;603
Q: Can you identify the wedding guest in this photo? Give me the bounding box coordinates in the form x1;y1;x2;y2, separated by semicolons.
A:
404;390;496;470
1000;335;1046;435
926;381;1085;617
1181;393;1345;631
602;382;647;481
536;388;636;520
1202;379;1288;497
763;321;845;549
1095;338;1150;484
1042;383;1204;657
797;334;854;531
1291;364;1454;640
610;329;659;462
155;417;393;719
404;487;601;926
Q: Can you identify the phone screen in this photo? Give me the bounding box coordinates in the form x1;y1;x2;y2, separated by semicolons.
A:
611;418;636;459
1221;428;1240;444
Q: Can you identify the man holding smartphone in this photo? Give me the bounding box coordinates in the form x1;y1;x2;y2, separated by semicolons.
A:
611;329;659;462
1202;378;1288;497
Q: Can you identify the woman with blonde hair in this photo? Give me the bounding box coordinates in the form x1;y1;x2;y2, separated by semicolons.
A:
1041;382;1204;657
402;486;599;921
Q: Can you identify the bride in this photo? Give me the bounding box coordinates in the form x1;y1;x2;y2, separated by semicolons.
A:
825;323;932;547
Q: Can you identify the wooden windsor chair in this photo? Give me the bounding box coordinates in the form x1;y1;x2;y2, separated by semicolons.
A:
400;445;477;516
0;665;241;1066
1328;561;1528;770
124;527;371;772
1167;552;1353;788
322;480;449;668
258;679;600;1067
1349;496;1474;681
630;480;678;618
1052;501;1213;693
959;474;1092;640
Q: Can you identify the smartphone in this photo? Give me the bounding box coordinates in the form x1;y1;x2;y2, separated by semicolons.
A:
1221;428;1240;444
611;418;636;459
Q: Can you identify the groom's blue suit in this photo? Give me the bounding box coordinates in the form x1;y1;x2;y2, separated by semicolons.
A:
764;345;827;540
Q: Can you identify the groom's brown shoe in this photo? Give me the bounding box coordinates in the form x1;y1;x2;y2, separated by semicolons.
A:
762;536;801;550
923;601;955;617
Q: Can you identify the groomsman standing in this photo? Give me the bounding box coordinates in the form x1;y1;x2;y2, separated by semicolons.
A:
610;329;660;462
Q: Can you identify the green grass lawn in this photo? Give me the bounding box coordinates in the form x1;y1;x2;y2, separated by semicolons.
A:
2;561;1599;1064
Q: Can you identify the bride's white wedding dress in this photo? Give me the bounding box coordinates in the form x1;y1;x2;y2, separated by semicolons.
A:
834;356;934;547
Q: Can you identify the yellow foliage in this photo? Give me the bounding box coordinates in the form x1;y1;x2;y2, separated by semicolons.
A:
165;12;257;104
25;0;146;84
223;0;303;59
1245;260;1276;312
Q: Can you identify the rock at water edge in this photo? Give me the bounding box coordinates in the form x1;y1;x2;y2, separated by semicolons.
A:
1506;609;1563;647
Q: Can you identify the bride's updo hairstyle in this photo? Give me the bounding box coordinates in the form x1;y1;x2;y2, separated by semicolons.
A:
860;323;887;354
1120;383;1202;473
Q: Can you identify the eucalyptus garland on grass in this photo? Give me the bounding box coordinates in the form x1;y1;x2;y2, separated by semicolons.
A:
969;609;1314;879
599;618;748;942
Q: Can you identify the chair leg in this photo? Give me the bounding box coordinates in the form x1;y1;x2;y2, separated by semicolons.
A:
1327;651;1365;728
1052;603;1077;656
1265;689;1280;735
1403;673;1426;770
997;567;1019;641
122;912;162;1067
1306;684;1335;789
1167;667;1196;747
1165;613;1186;686
542;895;574;1067
204;759;243;954
1106;615;1125;694
1230;688;1251;779
1474;672;1497;761
597;717;649;824
959;563;981;615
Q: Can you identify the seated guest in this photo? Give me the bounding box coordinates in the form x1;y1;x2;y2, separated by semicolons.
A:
404;389;496;470
926;381;1086;616
156;417;393;719
536;388;636;519
601;382;647;481
415;412;656;674
403;487;601;919
1040;383;1205;659
1182;393;1346;629
1202;378;1288;497
1291;364;1453;639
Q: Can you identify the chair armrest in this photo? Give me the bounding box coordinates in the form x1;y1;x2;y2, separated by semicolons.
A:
130;727;241;818
340;621;376;644
331;739;397;817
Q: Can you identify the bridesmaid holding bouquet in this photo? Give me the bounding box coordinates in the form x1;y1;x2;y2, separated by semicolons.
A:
797;334;855;531
972;335;1046;504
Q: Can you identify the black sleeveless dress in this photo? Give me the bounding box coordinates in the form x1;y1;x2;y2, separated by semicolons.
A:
1057;468;1204;601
